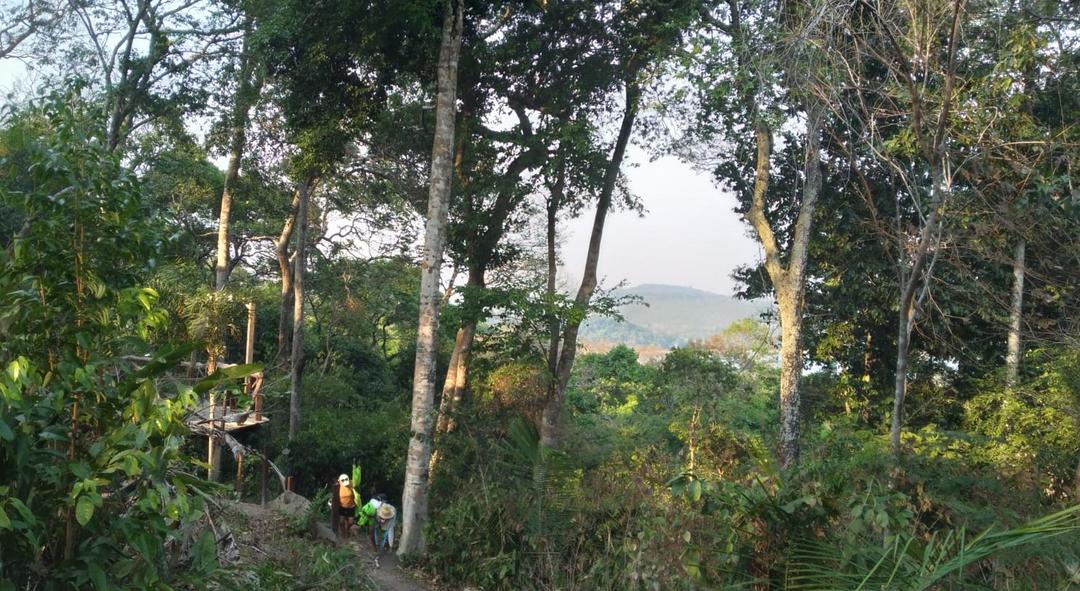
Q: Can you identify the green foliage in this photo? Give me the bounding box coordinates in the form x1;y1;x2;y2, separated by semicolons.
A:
428;334;1080;589
217;536;366;591
282;369;409;498
566;345;655;415
786;506;1080;590
964;349;1080;500
0;94;217;588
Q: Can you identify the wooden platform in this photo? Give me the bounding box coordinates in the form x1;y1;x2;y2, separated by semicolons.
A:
189;406;270;433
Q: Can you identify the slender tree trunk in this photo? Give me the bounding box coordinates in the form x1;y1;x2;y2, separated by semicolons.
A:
889;175;948;459
540;80;640;450
276;188;303;360
887;0;962;462
432;329;464;441
399;0;463;558
207;355;221;480
429;322;475;475
1005;239;1025;387
542;178;562;454
435;263;485;434
742;101;822;468
546;173;563;381
289;181;311;441
214;27;262;291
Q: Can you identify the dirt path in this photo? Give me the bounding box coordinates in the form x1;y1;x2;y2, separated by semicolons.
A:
353;540;432;591
232;496;434;591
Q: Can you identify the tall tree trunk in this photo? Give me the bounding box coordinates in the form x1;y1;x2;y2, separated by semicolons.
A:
399;0;463;558
776;300;803;466
545;170;564;382
203;27;262;482
1005;239;1025;387
540;80;640;450
435;323;476;434
743;100;823;469
276;188;303;360
289;180;311;441
214;27;262;291
541;173;563;464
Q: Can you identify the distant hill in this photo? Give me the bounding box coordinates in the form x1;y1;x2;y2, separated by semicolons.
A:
580;284;770;352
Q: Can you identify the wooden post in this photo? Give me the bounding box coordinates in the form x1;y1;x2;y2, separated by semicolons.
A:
286;476;294;492
260;445;268;506
244;302;256;393
330;482;341;536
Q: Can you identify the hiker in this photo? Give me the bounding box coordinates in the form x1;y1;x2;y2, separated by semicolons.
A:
357;494;396;553
335;473;358;537
373;502;396;553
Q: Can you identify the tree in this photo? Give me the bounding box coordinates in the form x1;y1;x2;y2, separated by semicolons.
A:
52;0;239;153
0;0;66;60
399;0;463;557
684;0;839;467
815;0;968;460
214;20;265;291
434;0;630;436
541;0;706;451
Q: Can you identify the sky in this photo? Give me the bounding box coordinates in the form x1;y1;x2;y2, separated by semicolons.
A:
560;148;761;297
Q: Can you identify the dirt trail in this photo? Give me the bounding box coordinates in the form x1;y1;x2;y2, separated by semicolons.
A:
353;540;432;591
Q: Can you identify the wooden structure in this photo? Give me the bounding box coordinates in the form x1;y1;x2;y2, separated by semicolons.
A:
129;301;281;503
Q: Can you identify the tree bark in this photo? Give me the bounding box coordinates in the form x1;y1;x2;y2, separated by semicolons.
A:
540;80;640;450
889;175;948;459
743;99;823;469
435;323;475;434
546;170;564;381
289;180;311;441
399;0;463;558
214;26;262;291
276;188;303;360
207;355;221;480
1005;239;1025;387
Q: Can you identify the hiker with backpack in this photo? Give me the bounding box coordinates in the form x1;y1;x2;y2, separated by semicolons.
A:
357;494;396;554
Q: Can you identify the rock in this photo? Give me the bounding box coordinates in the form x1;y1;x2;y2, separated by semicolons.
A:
313;522;339;544
267;490;311;513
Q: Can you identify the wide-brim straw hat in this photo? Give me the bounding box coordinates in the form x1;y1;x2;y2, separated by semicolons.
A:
377;504;396;521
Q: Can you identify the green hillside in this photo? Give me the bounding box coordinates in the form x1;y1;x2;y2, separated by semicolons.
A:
581;284;770;347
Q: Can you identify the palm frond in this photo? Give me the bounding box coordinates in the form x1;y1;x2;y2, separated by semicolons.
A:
785;505;1080;591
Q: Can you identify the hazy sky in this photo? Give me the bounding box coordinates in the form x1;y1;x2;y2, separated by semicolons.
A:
561;149;761;297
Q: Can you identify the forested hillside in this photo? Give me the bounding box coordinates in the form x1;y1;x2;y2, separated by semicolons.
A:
1;1;1080;590
580;284;769;348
